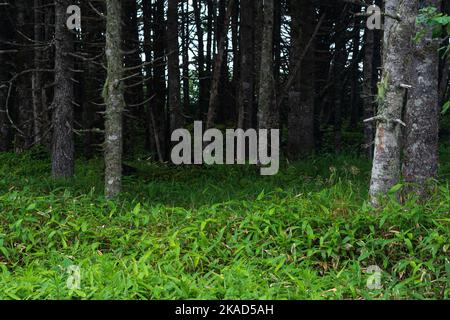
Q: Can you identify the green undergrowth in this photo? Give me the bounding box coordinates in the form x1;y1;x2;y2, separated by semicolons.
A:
0;147;448;300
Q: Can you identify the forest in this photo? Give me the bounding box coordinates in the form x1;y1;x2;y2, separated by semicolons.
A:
0;0;449;300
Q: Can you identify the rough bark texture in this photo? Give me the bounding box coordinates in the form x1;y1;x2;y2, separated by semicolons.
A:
257;0;277;129
168;0;183;131
51;0;75;178
403;0;441;196
104;0;125;198
287;0;315;157
237;0;254;129
369;0;417;204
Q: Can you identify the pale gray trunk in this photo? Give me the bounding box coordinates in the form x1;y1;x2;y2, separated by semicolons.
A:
403;0;441;197
369;0;417;205
104;0;125;198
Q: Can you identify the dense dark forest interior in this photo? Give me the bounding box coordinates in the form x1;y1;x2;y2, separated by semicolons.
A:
0;0;449;300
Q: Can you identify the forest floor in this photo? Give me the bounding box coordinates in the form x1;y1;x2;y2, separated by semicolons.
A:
0;146;448;299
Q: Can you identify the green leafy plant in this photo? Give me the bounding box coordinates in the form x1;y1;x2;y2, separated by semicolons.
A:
0;147;448;300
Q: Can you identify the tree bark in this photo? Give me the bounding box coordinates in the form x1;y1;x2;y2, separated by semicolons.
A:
287;0;316;157
153;0;168;159
15;0;34;152
0;1;13;151
104;0;125;198
237;0;254;130
51;0;75;178
168;0;183;131
257;0;277;129
181;0;191;116
363;27;376;159
192;0;207;121
369;0;418;204
206;0;234;129
403;0;441;197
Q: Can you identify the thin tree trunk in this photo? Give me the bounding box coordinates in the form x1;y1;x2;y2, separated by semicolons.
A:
206;0;234;129
257;0;277;129
104;0;125;198
51;0;75;178
288;0;315;157
32;0;44;145
192;0;207;121
0;1;13;151
168;0;183;131
237;0;254;129
363;27;375;159
153;0;168;159
15;0;34;152
181;0;191;116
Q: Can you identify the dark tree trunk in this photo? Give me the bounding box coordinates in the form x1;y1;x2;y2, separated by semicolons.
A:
51;0;75;178
237;0;254;129
168;0;183;131
32;0;45;145
15;0;34;151
206;0;234;129
363;27;376;159
192;0;207;121
0;2;13;151
181;0;191;116
287;0;316;157
122;0;143;157
257;0;277;129
153;0;168;159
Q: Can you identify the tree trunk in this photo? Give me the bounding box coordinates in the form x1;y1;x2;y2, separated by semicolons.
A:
122;0;143;157
51;0;75;178
287;0;315;157
257;0;277;129
0;1;13;151
32;0;45;145
369;0;418;205
168;0;183;131
104;0;125;198
403;0;441;197
363;27;376;159
15;0;34;151
206;0;234;129
181;0;191;116
237;0;254;129
192;0;207;121
153;0;168;159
